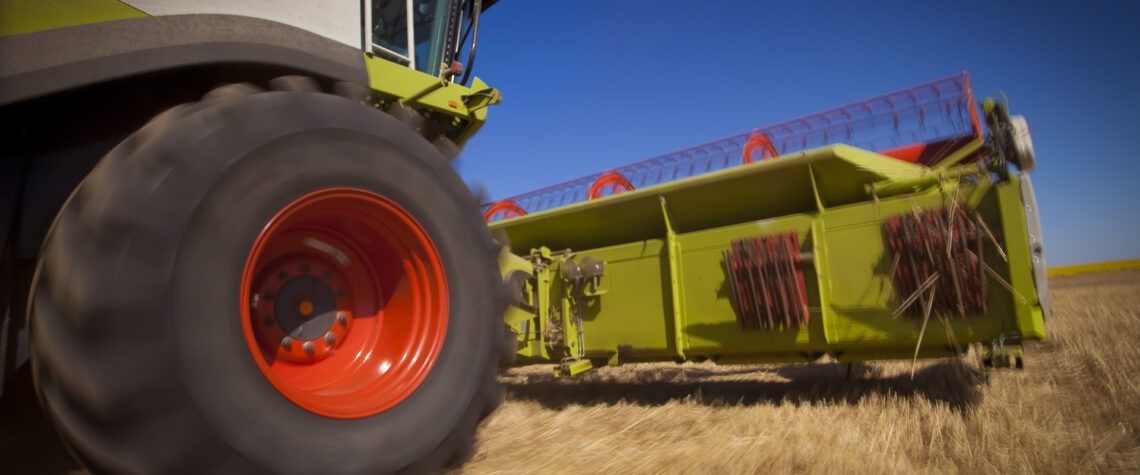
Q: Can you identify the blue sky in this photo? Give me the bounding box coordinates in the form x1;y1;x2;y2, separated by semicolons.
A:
457;1;1140;266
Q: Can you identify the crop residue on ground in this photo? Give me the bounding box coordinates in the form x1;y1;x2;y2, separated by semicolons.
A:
460;270;1140;474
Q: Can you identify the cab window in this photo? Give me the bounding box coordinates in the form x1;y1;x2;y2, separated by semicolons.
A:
371;0;452;77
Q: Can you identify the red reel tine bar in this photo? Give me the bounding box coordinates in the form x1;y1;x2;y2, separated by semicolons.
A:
484;73;982;221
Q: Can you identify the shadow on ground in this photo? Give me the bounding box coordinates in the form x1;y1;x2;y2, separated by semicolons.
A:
502;360;984;413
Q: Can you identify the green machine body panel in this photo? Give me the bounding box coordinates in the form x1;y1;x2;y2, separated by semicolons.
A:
362;54;498;147
0;0;499;147
0;0;144;36
494;143;1046;371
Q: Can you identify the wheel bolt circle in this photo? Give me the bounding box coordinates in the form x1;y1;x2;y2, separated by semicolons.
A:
251;255;355;365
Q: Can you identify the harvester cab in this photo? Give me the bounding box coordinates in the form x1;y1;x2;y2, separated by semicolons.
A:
369;0;482;81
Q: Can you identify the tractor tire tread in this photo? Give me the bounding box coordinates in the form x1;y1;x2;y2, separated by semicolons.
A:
30;77;505;474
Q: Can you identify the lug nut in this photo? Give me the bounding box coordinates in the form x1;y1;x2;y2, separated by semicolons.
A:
281;337;293;350
303;341;315;355
336;312;347;326
325;332;336;344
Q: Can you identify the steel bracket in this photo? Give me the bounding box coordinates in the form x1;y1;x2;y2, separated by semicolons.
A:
982;333;1024;369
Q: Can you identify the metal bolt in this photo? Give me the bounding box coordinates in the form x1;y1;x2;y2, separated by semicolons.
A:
324;332;336;345
303;341;315;354
322;270;333;280
281;337;293;350
300;263;311;273
336;312;348;326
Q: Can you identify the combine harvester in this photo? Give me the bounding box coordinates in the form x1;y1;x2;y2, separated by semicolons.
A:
486;72;1048;376
1;0;1045;471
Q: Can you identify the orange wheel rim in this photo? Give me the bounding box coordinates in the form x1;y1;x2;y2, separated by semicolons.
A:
240;188;448;419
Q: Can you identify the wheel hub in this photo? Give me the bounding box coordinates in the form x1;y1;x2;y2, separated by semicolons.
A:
250;258;354;364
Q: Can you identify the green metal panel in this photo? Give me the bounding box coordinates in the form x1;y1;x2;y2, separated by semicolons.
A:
574;239;675;359
362;54;498;147
813;184;1007;349
0;0;144;36
677;215;821;354
996;175;1047;340
494;144;1047;370
0;0;498;148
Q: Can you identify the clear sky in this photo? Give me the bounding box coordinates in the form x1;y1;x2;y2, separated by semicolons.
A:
457;1;1140;267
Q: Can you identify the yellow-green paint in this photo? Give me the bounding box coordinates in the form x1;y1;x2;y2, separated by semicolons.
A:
1048;259;1140;277
0;0;497;148
363;54;499;147
494;143;1048;368
996;176;1046;340
660;197;688;360
554;359;593;377
0;0;144;36
679;215;822;353
557;239;673;358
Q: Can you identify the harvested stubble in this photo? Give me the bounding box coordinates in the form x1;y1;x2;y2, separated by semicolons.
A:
458;270;1140;474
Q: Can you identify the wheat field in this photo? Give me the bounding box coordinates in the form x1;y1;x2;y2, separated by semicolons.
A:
1;271;1136;474
458;270;1140;474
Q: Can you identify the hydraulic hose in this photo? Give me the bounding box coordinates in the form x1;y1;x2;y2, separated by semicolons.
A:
459;0;481;86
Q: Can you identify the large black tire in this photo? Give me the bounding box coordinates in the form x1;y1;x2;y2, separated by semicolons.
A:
29;81;504;473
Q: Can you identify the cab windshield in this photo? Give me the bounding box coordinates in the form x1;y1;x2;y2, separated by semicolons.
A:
370;0;454;77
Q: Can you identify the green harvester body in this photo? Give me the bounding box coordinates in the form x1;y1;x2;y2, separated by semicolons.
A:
490;78;1046;376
